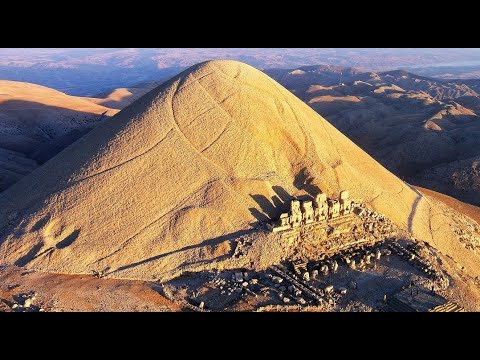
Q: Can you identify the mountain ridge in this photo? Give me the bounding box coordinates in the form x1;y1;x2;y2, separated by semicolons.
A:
0;60;478;282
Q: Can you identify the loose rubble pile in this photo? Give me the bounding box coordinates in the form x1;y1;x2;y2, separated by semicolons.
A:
10;292;43;312
356;206;398;238
164;202;462;311
233;238;254;259
453;221;480;251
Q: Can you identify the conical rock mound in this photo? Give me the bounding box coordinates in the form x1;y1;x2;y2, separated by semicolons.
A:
0;60;478;280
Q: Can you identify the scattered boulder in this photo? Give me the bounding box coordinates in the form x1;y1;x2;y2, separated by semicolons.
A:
332;261;339;273
321;265;329;275
24;298;34;308
235;272;244;283
272;276;283;284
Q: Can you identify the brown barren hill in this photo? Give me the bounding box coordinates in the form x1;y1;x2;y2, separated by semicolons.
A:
417;186;480;225
0;60;479;281
85;86;157;110
0;80;118;119
0;81;120;191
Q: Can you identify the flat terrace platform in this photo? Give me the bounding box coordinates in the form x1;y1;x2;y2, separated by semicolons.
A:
389;287;464;312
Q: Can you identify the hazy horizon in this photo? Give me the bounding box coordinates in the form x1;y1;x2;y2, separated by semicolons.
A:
2;48;480;95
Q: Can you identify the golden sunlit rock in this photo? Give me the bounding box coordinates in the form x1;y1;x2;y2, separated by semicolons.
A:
0;60;478;290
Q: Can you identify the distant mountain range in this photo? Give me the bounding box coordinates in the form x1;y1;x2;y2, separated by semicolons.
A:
1;63;480;207
3;48;480;95
265;66;480;206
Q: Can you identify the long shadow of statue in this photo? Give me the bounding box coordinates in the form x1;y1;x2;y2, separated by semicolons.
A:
294;167;321;196
249;185;298;225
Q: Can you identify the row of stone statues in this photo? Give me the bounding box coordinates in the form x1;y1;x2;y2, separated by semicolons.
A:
267;190;354;232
